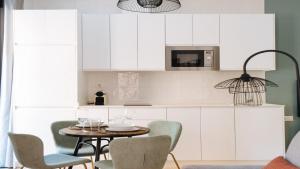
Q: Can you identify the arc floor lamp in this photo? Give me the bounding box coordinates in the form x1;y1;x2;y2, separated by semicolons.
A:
215;50;300;117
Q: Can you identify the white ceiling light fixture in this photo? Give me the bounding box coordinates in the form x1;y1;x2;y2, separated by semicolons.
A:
117;0;181;13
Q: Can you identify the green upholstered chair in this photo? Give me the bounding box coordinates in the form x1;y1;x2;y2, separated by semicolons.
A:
9;133;90;169
51;121;109;168
148;120;182;169
95;135;171;169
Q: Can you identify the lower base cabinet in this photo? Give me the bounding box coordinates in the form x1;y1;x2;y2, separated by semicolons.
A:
13;105;285;161
235;107;285;160
167;108;202;160
201;107;235;160
13;107;76;154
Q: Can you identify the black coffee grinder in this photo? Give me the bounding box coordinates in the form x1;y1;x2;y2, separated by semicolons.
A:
95;91;105;105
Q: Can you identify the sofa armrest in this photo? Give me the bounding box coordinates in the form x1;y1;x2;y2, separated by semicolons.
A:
182;165;264;169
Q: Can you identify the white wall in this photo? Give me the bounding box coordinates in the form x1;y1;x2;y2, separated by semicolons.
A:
24;0;264;13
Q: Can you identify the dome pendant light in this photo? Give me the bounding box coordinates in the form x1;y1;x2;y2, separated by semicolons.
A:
117;0;181;13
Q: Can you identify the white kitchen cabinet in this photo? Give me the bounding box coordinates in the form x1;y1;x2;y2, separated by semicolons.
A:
14;10;77;45
220;14;275;70
109;107;166;120
110;14;138;71
201;107;235;160
167;108;201;160
138;14;165;71
13;108;76;154
193;14;220;45
235;106;285;160
14;45;78;107
82;14;110;71
77;107;109;123
166;14;193;46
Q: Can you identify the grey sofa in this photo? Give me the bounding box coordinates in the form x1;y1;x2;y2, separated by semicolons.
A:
183;131;300;169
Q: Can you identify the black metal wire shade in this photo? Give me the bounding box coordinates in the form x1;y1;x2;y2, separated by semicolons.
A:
117;0;181;13
215;50;300;108
215;73;278;106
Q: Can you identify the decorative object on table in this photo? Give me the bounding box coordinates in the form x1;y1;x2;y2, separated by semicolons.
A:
148;120;182;169
95;91;106;105
117;0;181;13
215;50;300;116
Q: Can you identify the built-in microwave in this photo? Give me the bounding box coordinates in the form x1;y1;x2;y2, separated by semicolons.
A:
166;46;219;71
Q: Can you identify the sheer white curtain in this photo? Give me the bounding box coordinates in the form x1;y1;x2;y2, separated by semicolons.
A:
0;0;23;167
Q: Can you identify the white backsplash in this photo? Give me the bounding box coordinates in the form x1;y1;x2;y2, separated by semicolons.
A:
87;71;266;105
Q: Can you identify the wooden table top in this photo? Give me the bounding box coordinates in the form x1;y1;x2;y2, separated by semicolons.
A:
59;126;150;138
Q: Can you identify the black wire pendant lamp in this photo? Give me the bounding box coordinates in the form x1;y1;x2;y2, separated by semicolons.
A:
215;50;300;116
117;0;181;13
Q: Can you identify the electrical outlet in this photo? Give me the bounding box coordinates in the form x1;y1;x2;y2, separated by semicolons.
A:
285;116;294;122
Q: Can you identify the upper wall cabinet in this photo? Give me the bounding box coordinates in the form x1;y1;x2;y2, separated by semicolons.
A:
14;10;77;45
166;14;193;46
110;14;138;71
193;14;220;45
220;14;275;71
82;14;110;71
138;14;165;71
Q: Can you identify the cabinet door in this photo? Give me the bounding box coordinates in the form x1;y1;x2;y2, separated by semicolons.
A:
235;107;285;160
166;14;193;46
220;14;275;70
109;107;166;120
138;14;165;71
14;45;78;107
14;10;77;45
193;14;220;45
201;107;235;160
14;10;46;44
45;10;77;45
77;107;109;123
82;14;110;71
167;108;201;160
13;108;76;154
110;14;138;71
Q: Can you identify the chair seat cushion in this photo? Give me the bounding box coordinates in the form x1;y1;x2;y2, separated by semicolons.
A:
57;145;109;156
263;156;299;169
44;154;90;168
95;160;113;169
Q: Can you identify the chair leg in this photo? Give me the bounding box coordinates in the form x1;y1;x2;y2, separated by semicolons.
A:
104;153;107;160
169;152;180;169
83;163;88;169
90;156;95;169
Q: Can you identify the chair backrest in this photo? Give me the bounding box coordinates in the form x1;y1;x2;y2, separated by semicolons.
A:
148;120;182;151
110;135;171;169
51;121;78;149
8;133;48;169
286;131;300;167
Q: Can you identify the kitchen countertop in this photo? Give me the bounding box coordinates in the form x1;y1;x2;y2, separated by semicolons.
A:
79;104;284;108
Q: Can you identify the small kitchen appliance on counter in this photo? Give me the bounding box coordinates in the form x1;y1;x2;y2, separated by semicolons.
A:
95;91;106;105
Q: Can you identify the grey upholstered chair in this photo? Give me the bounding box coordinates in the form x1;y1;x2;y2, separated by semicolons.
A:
183;131;300;169
51;121;109;168
9;133;90;169
148;120;182;169
95;135;171;169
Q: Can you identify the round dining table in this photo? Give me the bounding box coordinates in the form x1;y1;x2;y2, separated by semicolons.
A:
59;126;150;169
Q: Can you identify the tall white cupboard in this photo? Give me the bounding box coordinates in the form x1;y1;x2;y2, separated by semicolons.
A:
13;10;85;154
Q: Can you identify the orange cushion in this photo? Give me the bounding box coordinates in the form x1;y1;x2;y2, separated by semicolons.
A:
264;156;300;169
